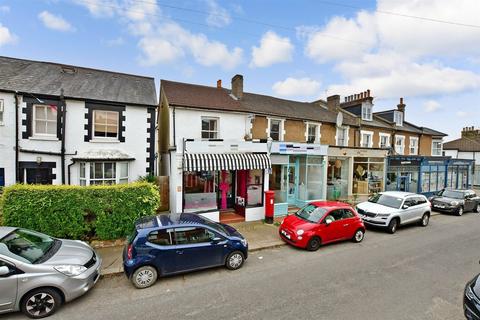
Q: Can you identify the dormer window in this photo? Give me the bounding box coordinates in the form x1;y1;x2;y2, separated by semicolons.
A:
394;111;403;126
362;103;372;121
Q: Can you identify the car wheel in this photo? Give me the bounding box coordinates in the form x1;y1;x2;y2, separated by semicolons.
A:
457;206;464;216
225;251;245;270
132;266;158;289
352;229;365;243
387;219;398;234
419;213;430;227
306;236;321;251
21;288;62;319
474;204;479;213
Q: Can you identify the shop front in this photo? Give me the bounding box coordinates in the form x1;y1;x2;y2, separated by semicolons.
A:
327;147;388;201
179;140;271;222
269;142;328;216
446;159;474;190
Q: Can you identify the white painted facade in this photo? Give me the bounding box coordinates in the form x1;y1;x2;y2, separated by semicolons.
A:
0;92;155;186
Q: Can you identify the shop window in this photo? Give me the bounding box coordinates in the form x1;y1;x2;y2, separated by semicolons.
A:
247;169;263;207
305;156;324;201
33;104;57;136
394;111;403;126
306;123;319;143
409;137;419;155
432;140;442;156
360;131;373;148
269;119;282;141
327;158;348;200
93;110;119;139
336;126;348;146
353;157;384;195
395;135;405;155
362;103;372;121
79;161;129;185
184;171;218;212
269;165;288;203
379;134;390;149
201;117;218;139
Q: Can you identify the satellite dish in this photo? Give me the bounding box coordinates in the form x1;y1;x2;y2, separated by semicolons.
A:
336;112;343;127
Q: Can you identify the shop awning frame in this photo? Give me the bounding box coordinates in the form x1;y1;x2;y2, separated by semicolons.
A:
183;153;271;172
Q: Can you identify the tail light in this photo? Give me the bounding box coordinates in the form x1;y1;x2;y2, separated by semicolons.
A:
127;244;133;260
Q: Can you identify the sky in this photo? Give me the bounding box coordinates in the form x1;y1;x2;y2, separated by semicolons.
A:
0;0;479;140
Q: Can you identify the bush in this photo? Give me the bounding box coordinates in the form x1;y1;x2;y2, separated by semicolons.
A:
1;182;160;240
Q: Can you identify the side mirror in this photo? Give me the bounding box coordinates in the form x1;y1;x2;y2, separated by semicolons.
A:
211;237;223;244
402;205;409;210
0;266;10;276
324;219;333;226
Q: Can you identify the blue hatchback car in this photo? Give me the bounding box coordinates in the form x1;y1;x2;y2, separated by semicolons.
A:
123;213;248;288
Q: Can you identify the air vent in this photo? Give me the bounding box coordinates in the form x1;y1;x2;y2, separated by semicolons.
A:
61;65;77;74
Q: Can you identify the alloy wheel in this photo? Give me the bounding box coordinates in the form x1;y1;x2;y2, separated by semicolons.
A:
458;207;464;216
422;214;429;226
355;230;364;242
26;293;55;318
229;253;243;269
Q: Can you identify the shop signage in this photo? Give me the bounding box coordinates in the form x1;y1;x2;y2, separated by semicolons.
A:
272;142;328;155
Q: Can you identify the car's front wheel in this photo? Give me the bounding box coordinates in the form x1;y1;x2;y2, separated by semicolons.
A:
474;204;479;213
306;236;321;251
132;266;158;289
225;251;245;270
457;206;464;216
387;218;399;234
419;213;430;227
21;288;62;319
352;229;365;243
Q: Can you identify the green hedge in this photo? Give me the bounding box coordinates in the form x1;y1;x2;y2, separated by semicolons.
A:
0;182;160;240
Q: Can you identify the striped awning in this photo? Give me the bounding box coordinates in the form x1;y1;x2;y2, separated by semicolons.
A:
183;153;271;172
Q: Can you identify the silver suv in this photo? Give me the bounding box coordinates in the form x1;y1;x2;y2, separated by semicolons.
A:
356;191;431;234
0;227;102;319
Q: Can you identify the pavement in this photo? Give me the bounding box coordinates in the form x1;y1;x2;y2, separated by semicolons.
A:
97;219;285;276
6;210;479;320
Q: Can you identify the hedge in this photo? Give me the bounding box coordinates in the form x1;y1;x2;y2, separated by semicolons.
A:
0;182;160;240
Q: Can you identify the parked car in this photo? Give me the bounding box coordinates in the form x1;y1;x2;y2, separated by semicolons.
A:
279;201;366;251
0;227;101;319
356;191;431;234
430;189;480;216
123;213;248;289
464;265;480;320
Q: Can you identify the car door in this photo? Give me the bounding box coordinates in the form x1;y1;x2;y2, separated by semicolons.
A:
174;227;225;272
0;259;18;313
464;192;475;211
320;209;345;243
145;228;178;275
340;209;358;238
400;197;419;223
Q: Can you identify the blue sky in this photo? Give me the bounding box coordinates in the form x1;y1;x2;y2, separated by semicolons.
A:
0;0;479;139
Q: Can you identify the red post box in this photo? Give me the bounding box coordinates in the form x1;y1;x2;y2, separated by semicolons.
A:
264;190;275;224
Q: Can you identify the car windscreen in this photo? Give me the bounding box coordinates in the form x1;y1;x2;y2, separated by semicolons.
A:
200;218;228;236
441;190;464;199
368;194;403;209
0;228;56;264
295;205;328;223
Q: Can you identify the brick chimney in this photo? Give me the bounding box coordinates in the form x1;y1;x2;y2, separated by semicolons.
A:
327;95;340;112
397;97;406;113
461;126;480;138
217;79;222;88
231;74;243;99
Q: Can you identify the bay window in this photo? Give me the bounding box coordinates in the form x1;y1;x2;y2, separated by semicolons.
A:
79;162;129;185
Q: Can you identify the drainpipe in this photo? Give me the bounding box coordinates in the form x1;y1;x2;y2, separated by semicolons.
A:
60;89;66;184
67;161;75;185
14;92;19;182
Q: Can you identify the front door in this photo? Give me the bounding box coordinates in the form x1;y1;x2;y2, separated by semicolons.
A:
0;260;18;313
399;175;410;192
25;168;52;184
287;159;298;205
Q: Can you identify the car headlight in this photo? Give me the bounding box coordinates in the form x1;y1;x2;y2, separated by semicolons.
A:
466;285;476;300
240;238;248;247
377;213;390;218
297;229;304;236
54;265;87;277
451;201;458;206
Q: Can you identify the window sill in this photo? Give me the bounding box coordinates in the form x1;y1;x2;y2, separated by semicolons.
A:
89;139;120;143
29;136;59;141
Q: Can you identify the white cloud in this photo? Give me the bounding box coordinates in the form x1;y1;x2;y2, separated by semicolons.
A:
250;31;294;68
0;23;16;47
73;0;118;17
423;100;441;112
205;0;231;27
138;37;184;65
272;77;321;98
38;11;75;32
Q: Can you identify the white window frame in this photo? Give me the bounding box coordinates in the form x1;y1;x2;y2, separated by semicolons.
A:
379;133;391;149
79;161;129;185
33;104;57;137
267;118;285;141
394;111;403;126
305;122;321;144
335;125;349;147
93;110;119;140
361;103;373;121
360;130;374;148
395;135;405;155
409;137;419;155
432;139;443;156
201;117;219;140
0;99;4;126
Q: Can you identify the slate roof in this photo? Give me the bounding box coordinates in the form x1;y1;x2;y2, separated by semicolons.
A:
443;137;480;152
161;80;356;125
0;56;157;106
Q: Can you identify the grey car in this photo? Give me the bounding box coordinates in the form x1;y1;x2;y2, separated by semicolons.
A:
430;189;480;216
0;227;102;319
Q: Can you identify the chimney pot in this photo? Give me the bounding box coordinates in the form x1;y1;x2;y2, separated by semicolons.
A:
397;97;406;113
231;74;243;99
367;89;370;97
360;92;364;99
217;79;222;88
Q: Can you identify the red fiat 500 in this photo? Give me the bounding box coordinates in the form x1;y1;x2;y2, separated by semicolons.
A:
279;201;366;251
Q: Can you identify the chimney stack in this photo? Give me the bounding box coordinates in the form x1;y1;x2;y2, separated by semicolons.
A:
397;97;406;113
462;126;480;138
231;74;243;99
217;79;222;88
327;95;341;112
